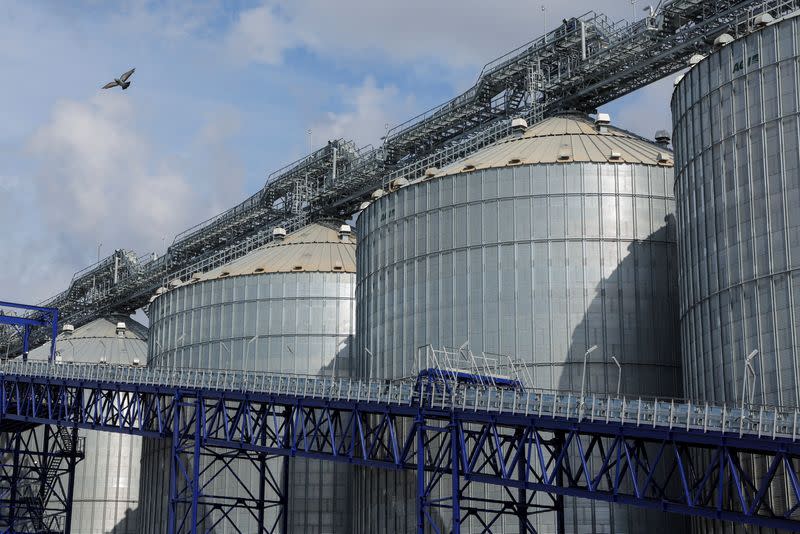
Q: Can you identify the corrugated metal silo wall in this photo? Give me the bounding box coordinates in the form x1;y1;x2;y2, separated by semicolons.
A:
29;325;144;534
354;162;685;533
672;13;800;534
138;271;355;533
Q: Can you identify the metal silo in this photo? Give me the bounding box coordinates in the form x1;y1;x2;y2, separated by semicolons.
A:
672;11;800;534
138;222;356;533
354;114;684;533
28;315;147;534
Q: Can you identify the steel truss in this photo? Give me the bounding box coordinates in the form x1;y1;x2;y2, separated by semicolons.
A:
0;302;58;362
1;371;799;532
8;0;799;357
0;423;83;534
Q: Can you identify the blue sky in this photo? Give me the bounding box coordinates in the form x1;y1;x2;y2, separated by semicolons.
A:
0;0;676;304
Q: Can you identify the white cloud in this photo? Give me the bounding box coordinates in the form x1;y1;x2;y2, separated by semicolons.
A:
226;0;672;136
17;93;248;302
27;94;196;251
311;77;416;147
226;4;307;65
227;0;644;69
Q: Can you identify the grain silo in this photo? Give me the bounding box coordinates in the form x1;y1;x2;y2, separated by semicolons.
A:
672;11;800;534
354;114;684;533
138;222;355;533
28;315;147;534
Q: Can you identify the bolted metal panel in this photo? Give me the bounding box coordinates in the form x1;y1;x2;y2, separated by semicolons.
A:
139;268;355;534
355;157;683;533
672;12;800;534
28;317;145;534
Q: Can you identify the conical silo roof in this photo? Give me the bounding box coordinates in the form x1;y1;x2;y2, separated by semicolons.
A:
189;222;356;283
431;114;672;178
27;315;147;364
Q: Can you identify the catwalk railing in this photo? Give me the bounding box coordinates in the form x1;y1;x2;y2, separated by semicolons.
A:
1;360;800;532
2;360;799;441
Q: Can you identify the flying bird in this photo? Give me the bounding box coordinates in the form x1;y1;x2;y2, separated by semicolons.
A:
102;68;135;90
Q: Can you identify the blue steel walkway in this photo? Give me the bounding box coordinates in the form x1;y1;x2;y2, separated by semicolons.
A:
1;360;799;533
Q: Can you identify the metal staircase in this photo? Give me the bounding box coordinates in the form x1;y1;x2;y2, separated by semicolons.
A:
15;427;84;534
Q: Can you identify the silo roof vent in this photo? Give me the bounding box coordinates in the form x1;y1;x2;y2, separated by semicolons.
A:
273;227;287;240
595;112;611;133
115;322;127;337
510;117;528;136
752;13;774;27
557;144;572;161
674;73;685;86
657;152;671;164
359;201;372;211
609;150;622;161
371;188;385;199
389;177;409;191
713;33;734;48
62;324;75;334
424;167;438;178
168;278;182;289
688;54;706;66
655;130;671;147
339;224;352;242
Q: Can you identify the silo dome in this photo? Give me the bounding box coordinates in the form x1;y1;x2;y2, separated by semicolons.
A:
354;114;684;533
28;315;147;534
139;222;355;533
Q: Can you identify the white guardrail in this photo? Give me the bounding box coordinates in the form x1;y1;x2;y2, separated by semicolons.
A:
1;360;799;442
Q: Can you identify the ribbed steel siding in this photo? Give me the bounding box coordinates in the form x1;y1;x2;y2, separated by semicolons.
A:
28;323;145;534
139;271;355;533
673;14;800;534
355;162;683;533
673;14;800;406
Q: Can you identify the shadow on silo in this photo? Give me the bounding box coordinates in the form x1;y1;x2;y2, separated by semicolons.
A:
553;216;688;534
108;507;139;533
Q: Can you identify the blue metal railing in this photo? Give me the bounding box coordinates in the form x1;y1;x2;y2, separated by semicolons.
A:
4;359;799;442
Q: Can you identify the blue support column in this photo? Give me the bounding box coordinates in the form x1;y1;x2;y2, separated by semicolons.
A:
280;406;291;534
9;432;20;529
517;429;528;533
64;427;78;534
451;421;461;534
22;325;30;361
554;432;566;534
191;397;201;534
168;394;181;534
49;309;59;362
416;414;425;534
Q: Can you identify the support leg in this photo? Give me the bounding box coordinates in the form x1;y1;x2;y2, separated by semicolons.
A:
258;454;266;533
9;432;21;530
451;421;461;534
517;430;529;533
168;395;181;534
280;456;289;534
191;398;201;534
555;431;565;534
22;326;30;361
50;309;59;362
416;415;425;534
64;427;78;534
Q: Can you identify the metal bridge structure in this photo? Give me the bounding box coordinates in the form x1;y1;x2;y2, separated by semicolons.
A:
3;1;800;533
0;359;799;533
5;0;799;353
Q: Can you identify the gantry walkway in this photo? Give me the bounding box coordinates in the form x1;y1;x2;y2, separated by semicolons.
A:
1;360;799;532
